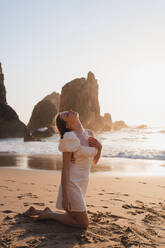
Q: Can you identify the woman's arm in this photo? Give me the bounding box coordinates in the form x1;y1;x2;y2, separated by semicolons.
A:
61;152;72;211
88;137;102;164
93;144;102;165
88;130;102;165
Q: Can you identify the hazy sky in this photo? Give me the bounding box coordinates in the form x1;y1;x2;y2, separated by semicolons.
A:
1;0;165;126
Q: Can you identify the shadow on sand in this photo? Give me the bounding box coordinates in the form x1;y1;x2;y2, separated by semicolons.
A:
1;213;87;247
1;204;163;247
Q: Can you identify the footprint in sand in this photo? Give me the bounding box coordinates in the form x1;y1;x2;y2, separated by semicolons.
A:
157;185;165;188
17;193;39;200
17;195;23;200
2;210;13;214
7;180;16;183
112;198;125;202
135;210;144;214
123;194;129;197
87;204;95;207
138;181;147;184
87;210;95;214
0;185;8;189
127;211;137;215
24;202;29;207
122;204;132;209
33;202;45;206
135;200;143;204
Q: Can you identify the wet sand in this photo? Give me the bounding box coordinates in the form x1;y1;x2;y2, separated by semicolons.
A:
1;152;165;176
0;167;165;247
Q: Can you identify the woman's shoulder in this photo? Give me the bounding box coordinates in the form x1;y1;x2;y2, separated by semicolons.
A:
58;131;80;153
63;131;78;140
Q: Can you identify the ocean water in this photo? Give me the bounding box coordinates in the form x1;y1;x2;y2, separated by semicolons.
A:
0;126;165;175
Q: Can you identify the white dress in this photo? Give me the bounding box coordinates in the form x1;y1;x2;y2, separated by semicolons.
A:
56;130;97;212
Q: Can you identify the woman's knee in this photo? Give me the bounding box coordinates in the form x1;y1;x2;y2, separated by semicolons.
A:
78;219;89;229
69;211;89;228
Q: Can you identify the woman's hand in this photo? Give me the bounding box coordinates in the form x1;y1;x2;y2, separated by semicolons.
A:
62;195;71;212
88;137;102;150
88;137;102;165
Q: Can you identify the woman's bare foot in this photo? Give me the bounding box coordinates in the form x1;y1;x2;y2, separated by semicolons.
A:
36;207;52;220
24;206;51;217
24;206;37;216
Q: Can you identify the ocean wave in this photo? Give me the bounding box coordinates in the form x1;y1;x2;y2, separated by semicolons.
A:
0;127;165;162
0;138;59;155
103;150;165;161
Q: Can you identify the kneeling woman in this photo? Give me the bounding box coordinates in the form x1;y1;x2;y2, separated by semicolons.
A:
24;110;102;228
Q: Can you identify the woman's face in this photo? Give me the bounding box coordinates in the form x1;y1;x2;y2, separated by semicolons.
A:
60;110;79;126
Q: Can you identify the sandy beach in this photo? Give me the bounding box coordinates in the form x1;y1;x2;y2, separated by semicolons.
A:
0;166;165;247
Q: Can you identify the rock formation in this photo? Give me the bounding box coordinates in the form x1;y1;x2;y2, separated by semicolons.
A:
25;92;60;140
60;72;114;132
0;63;26;138
60;71;102;130
27;71;127;136
101;113;113;131
136;124;148;129
0;64;7;104
112;120;128;131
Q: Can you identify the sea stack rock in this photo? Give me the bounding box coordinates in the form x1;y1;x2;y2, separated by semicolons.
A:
101;113;113;131
0;63;7;104
0;63;26;138
60;71;100;130
26;91;60;140
112;120;128;131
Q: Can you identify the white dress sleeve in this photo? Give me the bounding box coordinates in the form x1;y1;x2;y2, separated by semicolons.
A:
58;131;80;152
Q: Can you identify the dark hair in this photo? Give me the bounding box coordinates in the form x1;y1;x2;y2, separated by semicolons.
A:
56;114;71;139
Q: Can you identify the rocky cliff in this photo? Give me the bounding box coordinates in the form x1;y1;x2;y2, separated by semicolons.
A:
0;63;26;138
60;72;101;130
26;92;60;140
60;72;113;131
112;120;128;131
27;71;127;136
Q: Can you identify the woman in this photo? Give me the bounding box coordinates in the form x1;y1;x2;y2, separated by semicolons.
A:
24;110;102;228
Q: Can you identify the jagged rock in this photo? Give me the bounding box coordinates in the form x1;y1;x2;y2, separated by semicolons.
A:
136;124;148;129
0;64;7;104
102;113;112;131
26;92;60;139
60;71;100;130
27;71;127;134
112;120;128;131
91;113;112;132
60;71;127;132
0;63;26;138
